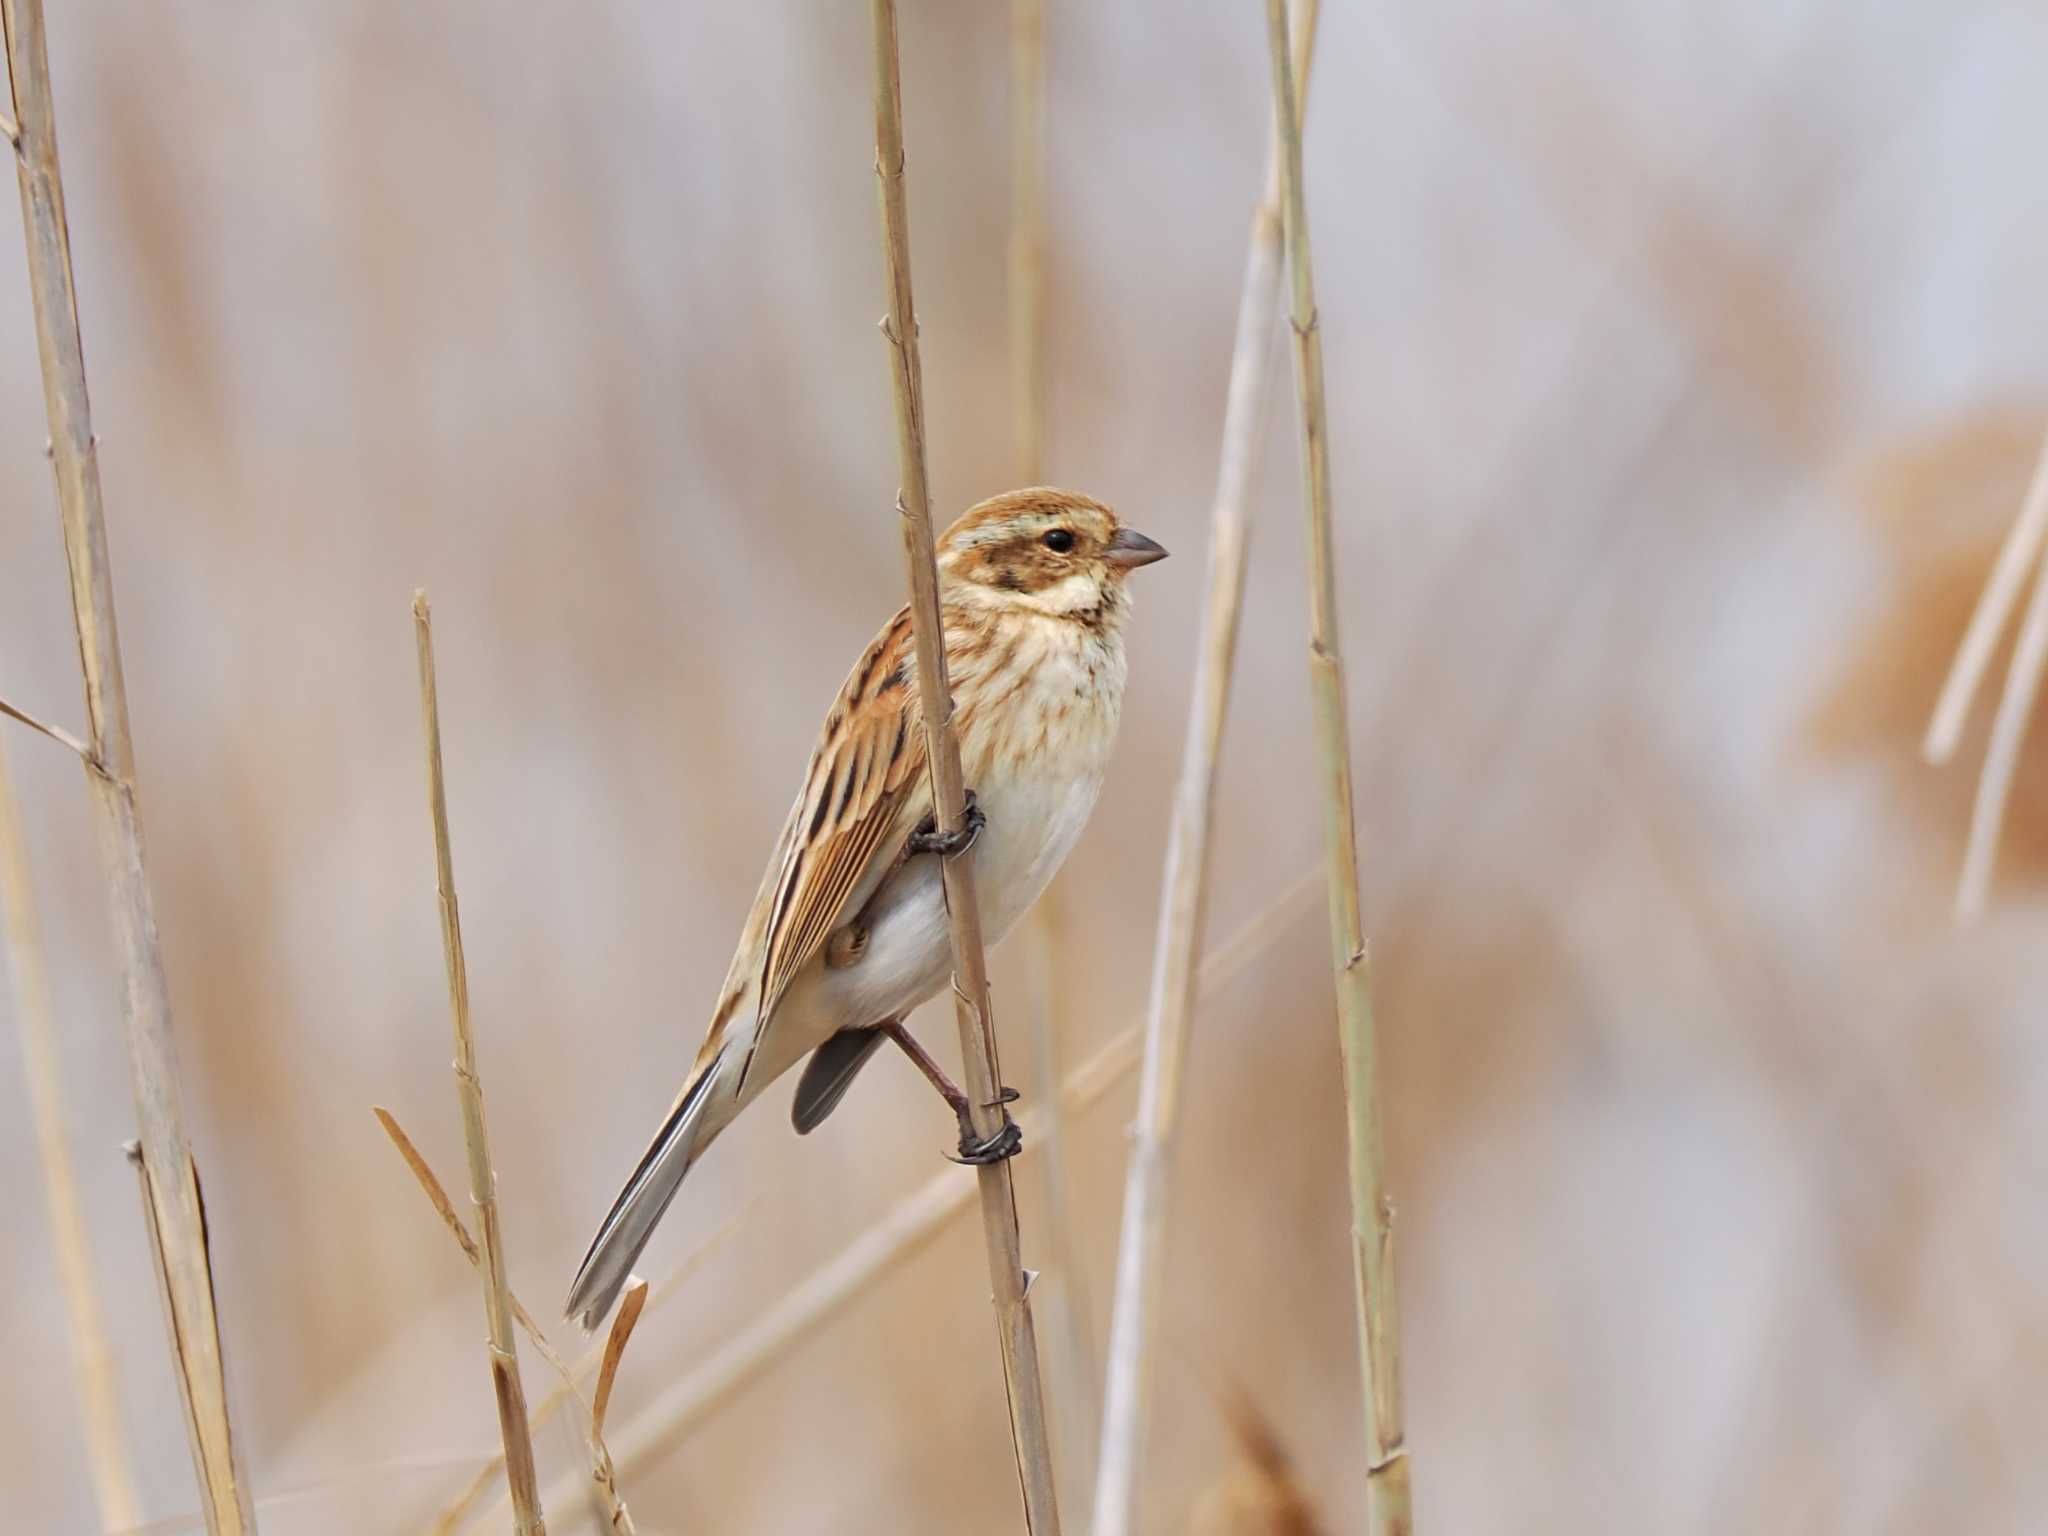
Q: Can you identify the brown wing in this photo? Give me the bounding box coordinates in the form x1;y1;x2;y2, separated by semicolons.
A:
734;608;927;1087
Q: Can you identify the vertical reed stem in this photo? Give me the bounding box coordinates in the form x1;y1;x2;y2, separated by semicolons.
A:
1089;7;1319;1533
1008;0;1103;1511
0;738;142;1532
1264;2;1413;1530
4;5;255;1528
412;594;546;1536
868;3;1063;1529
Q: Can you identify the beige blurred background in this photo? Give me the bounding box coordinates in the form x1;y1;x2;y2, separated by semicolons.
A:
5;1;2048;1531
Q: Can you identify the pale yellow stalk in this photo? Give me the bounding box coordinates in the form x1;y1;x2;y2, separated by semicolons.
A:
1265;2;1412;1530
868;1;1062;1529
412;594;546;1536
4;4;254;1527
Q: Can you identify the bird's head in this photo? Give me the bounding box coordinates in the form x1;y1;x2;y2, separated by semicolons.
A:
936;487;1167;623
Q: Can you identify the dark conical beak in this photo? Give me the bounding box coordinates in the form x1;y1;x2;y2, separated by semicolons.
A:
1104;527;1169;570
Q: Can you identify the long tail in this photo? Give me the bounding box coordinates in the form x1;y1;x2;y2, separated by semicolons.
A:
565;1047;725;1330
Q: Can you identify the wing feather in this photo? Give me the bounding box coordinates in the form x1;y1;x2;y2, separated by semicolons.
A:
735;609;926;1086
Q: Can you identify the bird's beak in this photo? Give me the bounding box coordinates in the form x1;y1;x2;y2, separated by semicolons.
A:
1104;527;1169;569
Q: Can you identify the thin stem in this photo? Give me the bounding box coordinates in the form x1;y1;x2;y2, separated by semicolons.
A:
1090;5;1318;1534
412;594;546;1536
868;2;1062;1531
1008;0;1102;1510
1265;2;1413;1532
3;3;256;1528
0;736;141;1532
1923;426;2048;765
527;871;1324;1516
1954;539;2048;922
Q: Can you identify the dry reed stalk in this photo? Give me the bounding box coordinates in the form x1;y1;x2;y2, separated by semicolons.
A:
4;4;256;1528
1922;427;2048;764
1954;545;2048;921
0;737;142;1532
373;1108;578;1382
1089;5;1318;1533
412;593;546;1536
433;1215;740;1536
868;1;1062;1530
1265;3;1412;1531
1007;0;1103;1510
529;870;1322;1517
377;1105;644;1533
1920;424;2048;920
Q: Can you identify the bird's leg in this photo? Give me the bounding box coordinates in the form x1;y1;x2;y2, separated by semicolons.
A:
906;789;985;859
881;1020;1023;1164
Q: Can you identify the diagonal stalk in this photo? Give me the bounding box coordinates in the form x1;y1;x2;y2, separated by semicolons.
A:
867;2;1062;1530
1265;1;1414;1531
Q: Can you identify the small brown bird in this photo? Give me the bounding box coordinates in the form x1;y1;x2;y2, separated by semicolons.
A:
566;487;1166;1327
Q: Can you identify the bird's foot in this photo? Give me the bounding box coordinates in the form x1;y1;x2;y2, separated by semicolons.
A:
908;790;985;859
949;1089;1023;1165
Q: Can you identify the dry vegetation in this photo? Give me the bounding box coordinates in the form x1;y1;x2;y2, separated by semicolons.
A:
5;3;2048;1535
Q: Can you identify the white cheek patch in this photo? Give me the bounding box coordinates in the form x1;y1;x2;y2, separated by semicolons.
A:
1018;570;1103;615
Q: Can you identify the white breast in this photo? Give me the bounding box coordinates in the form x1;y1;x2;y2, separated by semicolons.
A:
792;617;1124;1038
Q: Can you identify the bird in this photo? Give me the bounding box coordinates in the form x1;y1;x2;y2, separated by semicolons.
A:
564;487;1168;1329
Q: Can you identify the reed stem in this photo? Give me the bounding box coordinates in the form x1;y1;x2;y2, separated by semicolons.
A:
868;3;1063;1527
4;4;255;1527
1265;1;1413;1529
1089;6;1318;1532
412;594;546;1536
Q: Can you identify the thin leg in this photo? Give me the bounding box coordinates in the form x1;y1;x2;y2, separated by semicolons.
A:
882;1020;1022;1164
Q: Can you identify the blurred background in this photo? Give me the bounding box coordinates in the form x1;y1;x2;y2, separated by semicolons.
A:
5;1;2048;1531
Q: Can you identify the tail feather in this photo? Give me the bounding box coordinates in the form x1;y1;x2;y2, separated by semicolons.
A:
565;1051;723;1330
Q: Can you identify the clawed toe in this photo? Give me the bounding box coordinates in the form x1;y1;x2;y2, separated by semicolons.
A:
908;790;986;859
949;1115;1024;1166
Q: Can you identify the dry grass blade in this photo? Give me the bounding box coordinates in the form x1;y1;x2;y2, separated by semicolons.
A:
592;1278;649;1447
373;1108;575;1382
1264;3;1413;1532
1923;426;2048;764
1954;540;2048;921
444;1217;741;1536
0;693;98;763
1090;5;1318;1534
0;736;141;1532
5;3;256;1528
412;593;547;1536
586;1278;650;1534
868;0;1063;1530
533;870;1322;1512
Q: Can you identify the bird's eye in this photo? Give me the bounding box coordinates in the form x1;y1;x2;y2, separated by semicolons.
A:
1042;528;1075;553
